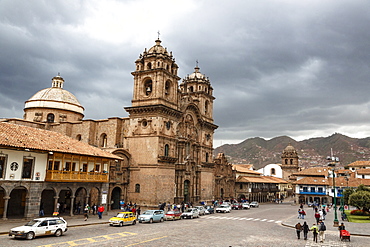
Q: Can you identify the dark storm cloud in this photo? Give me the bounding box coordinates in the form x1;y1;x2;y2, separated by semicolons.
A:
1;0;370;146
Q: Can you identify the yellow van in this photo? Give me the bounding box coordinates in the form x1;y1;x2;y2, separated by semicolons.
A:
109;212;136;227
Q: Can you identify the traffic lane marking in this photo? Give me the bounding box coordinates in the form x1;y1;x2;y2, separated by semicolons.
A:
38;231;138;247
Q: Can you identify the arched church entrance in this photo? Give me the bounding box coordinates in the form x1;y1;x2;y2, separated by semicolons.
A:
111;187;121;209
89;187;100;207
0;186;5;216
75;187;87;214
41;189;55;216
8;187;27;218
184;180;190;203
58;189;72;214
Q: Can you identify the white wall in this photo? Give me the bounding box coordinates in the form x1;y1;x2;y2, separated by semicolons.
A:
257;164;283;178
0;148;47;181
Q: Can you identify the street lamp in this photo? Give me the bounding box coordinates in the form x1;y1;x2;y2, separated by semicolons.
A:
327;153;339;227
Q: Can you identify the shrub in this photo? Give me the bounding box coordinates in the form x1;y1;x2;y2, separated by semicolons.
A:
350;209;364;215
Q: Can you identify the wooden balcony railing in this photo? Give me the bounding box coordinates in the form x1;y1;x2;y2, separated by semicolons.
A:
45;170;108;182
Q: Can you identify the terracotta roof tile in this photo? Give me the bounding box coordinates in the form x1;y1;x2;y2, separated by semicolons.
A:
237;176;286;184
233;164;260;174
292;167;329;176
347;161;370;167
356;169;370;175
293;177;329;185
0;122;121;159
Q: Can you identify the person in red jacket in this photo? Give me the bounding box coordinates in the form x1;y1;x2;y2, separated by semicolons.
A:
97;205;105;219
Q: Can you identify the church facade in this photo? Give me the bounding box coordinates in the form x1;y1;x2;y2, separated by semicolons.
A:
2;39;234;212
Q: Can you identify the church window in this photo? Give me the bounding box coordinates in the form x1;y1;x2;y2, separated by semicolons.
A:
290;159;293;165
100;133;108;148
285;159;288;165
76;134;82;141
157;62;160;67
135;184;140;193
206;152;209;162
142;120;148;127
144;79;152;96
47;113;55;123
164;144;169;157
22;157;34;179
166;121;171;130
240;184;243;189
205;101;209;114
147;62;152;70
271;168;276;175
165;81;170;95
166;65;169;70
189;86;194;92
0;154;7;178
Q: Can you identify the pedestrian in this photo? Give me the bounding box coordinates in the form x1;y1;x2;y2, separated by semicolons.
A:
301;209;306;219
310;223;318;243
302;221;309;240
83;204;89;221
39;203;44;217
322;208;327;220
318;220;326;243
97;205;105;219
314;211;320;224
295;222;302;239
56;202;60;212
297;208;302;219
136;206;141;217
338;222;345;237
92;204;96;215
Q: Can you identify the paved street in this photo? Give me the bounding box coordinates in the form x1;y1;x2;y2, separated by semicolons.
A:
1;203;369;247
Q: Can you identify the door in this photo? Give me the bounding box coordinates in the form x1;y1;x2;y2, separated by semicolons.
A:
35;221;49;236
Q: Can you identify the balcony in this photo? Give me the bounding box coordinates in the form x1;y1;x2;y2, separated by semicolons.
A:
45;170;108;183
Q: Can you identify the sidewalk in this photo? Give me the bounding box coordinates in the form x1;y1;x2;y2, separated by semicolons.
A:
281;204;370;237
0;210;122;235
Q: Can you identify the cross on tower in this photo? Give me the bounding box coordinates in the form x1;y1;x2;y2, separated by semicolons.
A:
157;31;160;40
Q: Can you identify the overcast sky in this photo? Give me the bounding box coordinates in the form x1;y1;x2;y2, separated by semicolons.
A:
1;0;370;147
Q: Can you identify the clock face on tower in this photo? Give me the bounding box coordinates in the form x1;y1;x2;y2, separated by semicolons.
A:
10;162;18;171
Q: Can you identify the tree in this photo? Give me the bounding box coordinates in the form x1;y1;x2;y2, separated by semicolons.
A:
349;190;370;212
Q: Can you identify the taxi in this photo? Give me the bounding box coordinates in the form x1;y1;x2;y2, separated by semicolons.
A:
109;212;136;227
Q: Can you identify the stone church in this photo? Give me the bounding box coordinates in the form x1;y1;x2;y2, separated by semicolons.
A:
4;39;235;211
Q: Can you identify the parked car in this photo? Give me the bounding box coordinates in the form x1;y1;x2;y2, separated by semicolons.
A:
138;210;164;223
232;203;242;210
109;212;136;226
181;208;200;219
205;205;214;214
250;201;259;208
195;206;206;215
9;217;67;240
216;204;231;213
242;203;250;209
165;210;182;221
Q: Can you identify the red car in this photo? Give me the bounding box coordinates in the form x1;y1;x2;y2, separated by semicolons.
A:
232;203;242;210
164;210;182;221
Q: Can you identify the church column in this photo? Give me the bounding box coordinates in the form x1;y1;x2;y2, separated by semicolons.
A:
2;196;10;220
70;196;75;216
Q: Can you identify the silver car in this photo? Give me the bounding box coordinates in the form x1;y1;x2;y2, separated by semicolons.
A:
181;208;200;219
138;210;164;223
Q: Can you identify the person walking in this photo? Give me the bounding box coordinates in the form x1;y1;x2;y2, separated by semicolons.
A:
318;220;326;243
97;205;105;219
295;222;302;239
314;210;320;224
83;204;89;221
310;223;318;243
302;221;309;240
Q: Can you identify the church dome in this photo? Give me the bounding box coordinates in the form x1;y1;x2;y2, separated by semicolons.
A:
24;75;84;115
147;39;168;55
188;66;207;80
282;143;298;158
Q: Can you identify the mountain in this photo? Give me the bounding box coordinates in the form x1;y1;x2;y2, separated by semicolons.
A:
213;133;370;170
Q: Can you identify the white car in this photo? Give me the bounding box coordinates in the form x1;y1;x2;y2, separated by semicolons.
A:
181;208;200;219
242;203;250;209
194;206;206;215
9;217;67;240
216;204;231;213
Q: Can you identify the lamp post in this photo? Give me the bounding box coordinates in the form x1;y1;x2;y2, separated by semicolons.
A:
327;152;339;227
